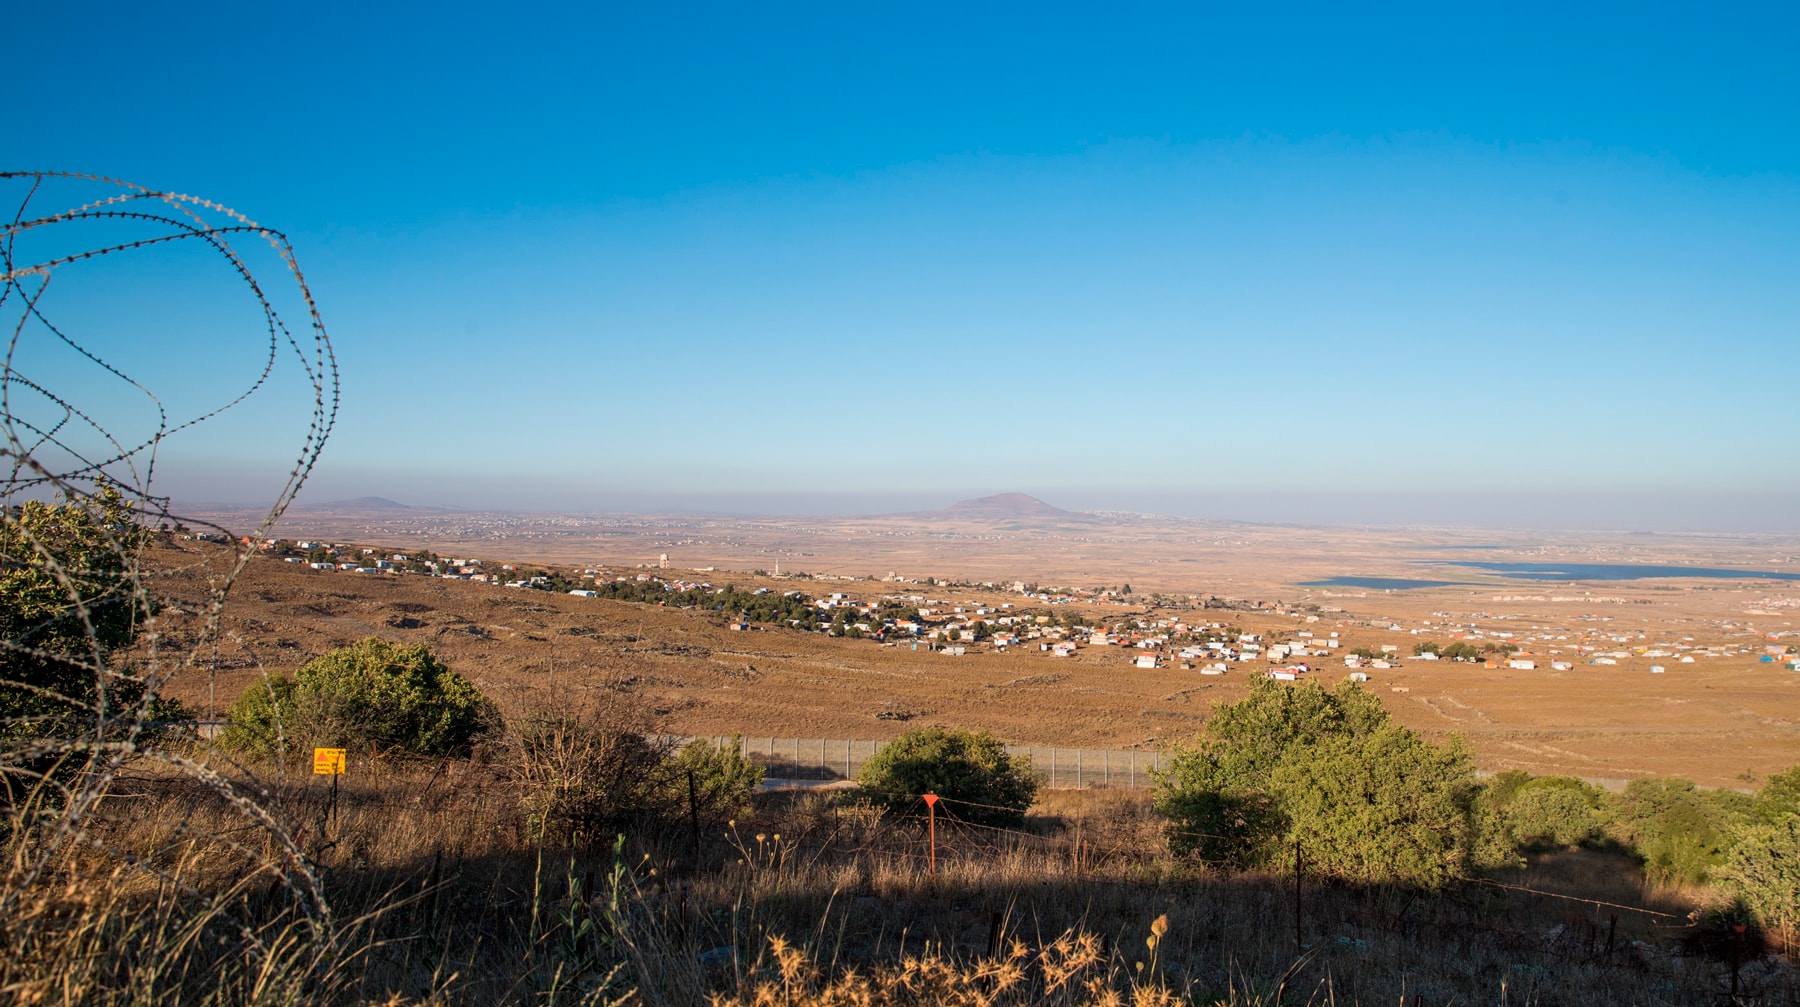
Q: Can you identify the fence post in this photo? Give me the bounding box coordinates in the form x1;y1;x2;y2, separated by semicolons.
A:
1294;837;1304;952
1077;749;1083;789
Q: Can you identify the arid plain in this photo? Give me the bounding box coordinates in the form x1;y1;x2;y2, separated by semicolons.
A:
174;495;1800;788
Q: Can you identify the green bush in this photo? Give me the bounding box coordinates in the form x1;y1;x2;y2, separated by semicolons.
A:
1;490;143;745
1152;739;1282;870
1275;725;1476;887
1751;765;1800;824
857;727;1037;827
1718;813;1800;931
1475;773;1604;860
1155;678;1478;886
222;637;499;759
1604;777;1750;886
670;735;764;824
1508;778;1604;849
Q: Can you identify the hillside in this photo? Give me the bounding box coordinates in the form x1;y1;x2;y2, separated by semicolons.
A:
151;544;1800;786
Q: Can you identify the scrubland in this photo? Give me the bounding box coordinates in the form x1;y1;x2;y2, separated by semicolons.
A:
9;750;1784;1006
161;547;1800;788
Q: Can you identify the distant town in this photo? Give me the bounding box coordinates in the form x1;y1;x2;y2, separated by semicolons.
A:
201;533;1800;680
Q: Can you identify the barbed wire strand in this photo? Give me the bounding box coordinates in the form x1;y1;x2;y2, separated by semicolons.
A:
0;172;340;956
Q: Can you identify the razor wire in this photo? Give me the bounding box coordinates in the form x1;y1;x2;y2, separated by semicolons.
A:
0;171;341;962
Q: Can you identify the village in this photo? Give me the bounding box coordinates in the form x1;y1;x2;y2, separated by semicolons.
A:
217;533;1800;684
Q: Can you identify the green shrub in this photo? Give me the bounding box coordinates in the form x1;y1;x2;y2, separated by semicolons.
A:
1;490;146;755
1475;773;1604;861
1604;777;1751;886
1152;738;1282;870
670;735;764;824
1718;813;1800;931
857;727;1037;827
1271;725;1476;887
221;637;499;759
1155;678;1478;886
1752;765;1800;824
1508;778;1604;849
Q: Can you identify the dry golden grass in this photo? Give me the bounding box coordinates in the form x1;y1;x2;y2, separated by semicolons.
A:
15;753;1780;1007
148;539;1800;789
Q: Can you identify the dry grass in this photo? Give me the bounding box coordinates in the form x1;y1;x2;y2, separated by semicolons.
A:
9;750;1791;1006
148;542;1800;788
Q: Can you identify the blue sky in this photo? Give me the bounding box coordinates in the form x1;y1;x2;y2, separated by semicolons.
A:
7;3;1799;528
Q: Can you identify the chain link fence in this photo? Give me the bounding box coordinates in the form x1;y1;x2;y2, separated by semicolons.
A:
681;736;1166;788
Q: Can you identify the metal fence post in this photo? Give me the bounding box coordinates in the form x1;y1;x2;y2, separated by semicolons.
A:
1077;749;1083;789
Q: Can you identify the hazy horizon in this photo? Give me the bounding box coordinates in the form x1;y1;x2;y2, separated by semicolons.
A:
168;474;1800;536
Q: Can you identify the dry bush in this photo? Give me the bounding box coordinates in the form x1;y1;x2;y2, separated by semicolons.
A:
508;692;677;846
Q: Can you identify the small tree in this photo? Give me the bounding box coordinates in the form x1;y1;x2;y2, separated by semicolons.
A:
1;487;188;815
1752;766;1800;824
1272;726;1476;887
1155;679;1476;885
1507;777;1604;849
1;489;145;740
1605;777;1751;886
1718;814;1800;935
858;727;1036;827
669;735;764;825
223;637;499;759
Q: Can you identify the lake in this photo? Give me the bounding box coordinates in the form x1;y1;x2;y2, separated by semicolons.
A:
1440;561;1800;582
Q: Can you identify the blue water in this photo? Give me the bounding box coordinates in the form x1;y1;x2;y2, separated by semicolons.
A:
1302;576;1465;590
1441;561;1800;583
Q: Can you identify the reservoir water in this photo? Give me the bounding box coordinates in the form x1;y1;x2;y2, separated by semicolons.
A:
1440;561;1800;582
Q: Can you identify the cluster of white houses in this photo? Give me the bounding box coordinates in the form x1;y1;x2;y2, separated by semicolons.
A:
256;538;1798;676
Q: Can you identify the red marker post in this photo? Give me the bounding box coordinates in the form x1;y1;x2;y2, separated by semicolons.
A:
923;792;939;880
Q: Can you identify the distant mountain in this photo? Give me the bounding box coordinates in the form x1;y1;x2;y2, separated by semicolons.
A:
302;496;413;511
883;492;1104;525
944;493;1080;518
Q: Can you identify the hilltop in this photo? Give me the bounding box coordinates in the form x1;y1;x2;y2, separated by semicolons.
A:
894;492;1100;526
940;492;1089;521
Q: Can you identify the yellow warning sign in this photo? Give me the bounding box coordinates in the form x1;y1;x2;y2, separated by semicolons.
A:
312;748;346;775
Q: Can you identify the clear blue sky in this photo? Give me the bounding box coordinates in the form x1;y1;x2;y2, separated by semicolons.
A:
8;2;1799;528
